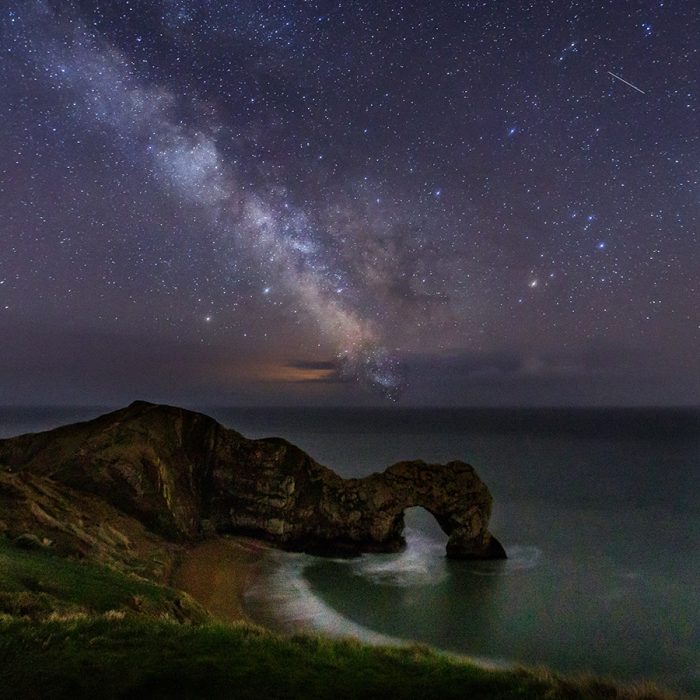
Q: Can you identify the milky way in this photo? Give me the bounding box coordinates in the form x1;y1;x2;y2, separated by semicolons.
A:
0;1;697;405
19;1;404;398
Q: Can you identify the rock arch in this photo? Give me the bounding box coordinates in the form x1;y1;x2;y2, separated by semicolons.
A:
0;402;506;560
317;460;507;559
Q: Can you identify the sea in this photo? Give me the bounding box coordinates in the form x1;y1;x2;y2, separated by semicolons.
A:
1;406;698;695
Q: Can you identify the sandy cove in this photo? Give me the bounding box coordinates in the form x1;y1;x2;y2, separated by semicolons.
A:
170;536;270;624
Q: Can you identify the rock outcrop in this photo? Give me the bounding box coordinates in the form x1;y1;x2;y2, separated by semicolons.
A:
0;470;177;579
0;401;505;559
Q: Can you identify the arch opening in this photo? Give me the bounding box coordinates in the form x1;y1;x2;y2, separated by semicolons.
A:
402;506;449;547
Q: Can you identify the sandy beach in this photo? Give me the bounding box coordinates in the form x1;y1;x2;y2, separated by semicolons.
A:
171;537;268;624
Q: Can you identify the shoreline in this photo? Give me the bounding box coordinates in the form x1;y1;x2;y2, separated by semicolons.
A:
241;544;514;672
176;536;513;674
161;535;686;697
171;537;687;694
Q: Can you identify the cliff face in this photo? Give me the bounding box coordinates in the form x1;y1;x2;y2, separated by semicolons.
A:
0;401;505;559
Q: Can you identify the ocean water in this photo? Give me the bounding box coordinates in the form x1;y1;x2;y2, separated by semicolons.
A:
2;406;698;694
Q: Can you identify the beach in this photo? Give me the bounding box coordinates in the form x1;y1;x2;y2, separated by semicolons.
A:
171;537;269;624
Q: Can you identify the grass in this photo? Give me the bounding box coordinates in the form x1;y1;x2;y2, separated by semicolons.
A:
0;618;680;700
0;538;207;623
0;538;682;700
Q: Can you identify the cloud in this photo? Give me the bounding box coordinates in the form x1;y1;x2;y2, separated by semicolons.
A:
287;360;338;371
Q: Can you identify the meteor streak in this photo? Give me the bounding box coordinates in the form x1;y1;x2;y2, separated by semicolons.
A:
607;71;646;94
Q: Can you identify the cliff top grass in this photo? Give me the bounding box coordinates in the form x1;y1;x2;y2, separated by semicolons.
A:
0;617;680;700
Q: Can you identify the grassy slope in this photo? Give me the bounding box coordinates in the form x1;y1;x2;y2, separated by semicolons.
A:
0;619;678;700
0;539;207;623
0;539;680;700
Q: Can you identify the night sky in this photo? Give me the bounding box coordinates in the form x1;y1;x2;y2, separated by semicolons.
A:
1;1;697;406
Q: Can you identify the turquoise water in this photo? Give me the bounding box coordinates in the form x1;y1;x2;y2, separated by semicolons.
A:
2;406;698;694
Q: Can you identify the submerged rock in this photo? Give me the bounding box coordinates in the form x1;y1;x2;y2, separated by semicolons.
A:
0;401;505;559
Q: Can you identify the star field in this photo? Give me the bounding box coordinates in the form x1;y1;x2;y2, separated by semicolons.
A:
0;1;697;405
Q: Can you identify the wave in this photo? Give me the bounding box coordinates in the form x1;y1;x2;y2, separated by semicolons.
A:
243;546;512;671
244;550;404;645
243;530;536;672
349;528;448;587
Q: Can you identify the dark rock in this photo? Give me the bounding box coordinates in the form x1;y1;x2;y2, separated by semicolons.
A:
0;401;505;559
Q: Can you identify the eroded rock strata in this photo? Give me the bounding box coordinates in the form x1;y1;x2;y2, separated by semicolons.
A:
0;401;505;559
